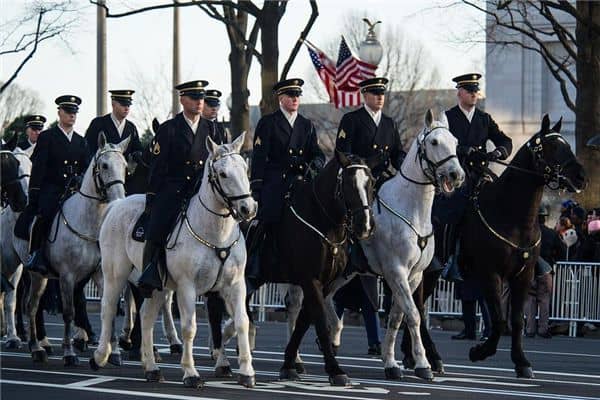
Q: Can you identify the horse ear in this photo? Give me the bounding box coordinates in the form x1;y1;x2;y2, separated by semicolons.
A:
152;118;160;134
335;150;350;168
551;117;563;133
439;111;449;129
4;134;18;151
117;134;131;153
541;114;550;135
231;131;246;153
424;109;434;129
97;131;107;149
205;134;218;156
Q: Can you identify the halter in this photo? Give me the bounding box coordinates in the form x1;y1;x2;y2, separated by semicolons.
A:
399;126;457;190
78;148;126;203
201;151;252;220
0;150;28;208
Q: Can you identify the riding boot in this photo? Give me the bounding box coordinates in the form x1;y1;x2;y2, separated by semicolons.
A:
24;217;49;276
137;241;163;298
245;221;266;289
1;274;14;293
441;230;463;283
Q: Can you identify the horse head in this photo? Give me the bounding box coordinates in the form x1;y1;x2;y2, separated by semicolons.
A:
13;146;32;193
205;132;257;221
412;109;465;195
334;151;377;240
82;132;129;202
0;148;27;212
527;114;586;193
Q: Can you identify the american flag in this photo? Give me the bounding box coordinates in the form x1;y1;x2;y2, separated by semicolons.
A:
335;36;377;91
308;46;338;106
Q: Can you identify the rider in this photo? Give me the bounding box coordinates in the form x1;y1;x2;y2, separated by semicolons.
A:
85;90;143;171
24;95;90;275
438;73;513;282
138;80;216;298
247;78;325;287
199;89;229;144
18;115;46;150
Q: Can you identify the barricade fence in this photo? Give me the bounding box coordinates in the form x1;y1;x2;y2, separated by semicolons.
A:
84;261;600;337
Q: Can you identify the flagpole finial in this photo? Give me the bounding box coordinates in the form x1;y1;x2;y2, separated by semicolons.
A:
359;19;383;66
362;18;382;34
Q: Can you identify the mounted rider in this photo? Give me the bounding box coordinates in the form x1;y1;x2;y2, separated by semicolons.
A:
138;80;224;298
199;89;229;145
18;115;46;150
246;78;326;287
437;73;513;282
23;95;91;275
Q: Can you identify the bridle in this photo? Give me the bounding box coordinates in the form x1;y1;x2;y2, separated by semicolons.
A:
199;151;252;220
78;148;127;203
400;126;457;190
0;150;28;208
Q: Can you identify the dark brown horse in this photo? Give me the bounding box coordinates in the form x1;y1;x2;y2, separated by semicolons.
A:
402;115;585;378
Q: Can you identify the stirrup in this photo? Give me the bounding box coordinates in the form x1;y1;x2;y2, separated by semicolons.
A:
441;256;463;283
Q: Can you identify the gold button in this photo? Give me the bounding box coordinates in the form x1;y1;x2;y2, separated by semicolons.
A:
283;173;286;179
299;165;303;170
63;174;67;177
186;161;190;165
199;160;203;165
299;149;303;155
64;160;68;164
186;176;191;180
289;149;293;154
385;145;389;150
373;144;378;149
74;161;78;164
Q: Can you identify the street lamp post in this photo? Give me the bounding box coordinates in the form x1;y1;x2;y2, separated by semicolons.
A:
358;18;383;67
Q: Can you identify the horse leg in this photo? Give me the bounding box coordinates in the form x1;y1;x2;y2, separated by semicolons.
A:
58;277;79;366
281;301;311;381
16;272;28;341
5;268;23;349
140;291;167;383
172;283;202;388
27;274;48;362
161;290;182;354
323;276;355;351
469;273;503;362
306;279;350;386
222;280;255;388
385;270;432;381
208;293;232;378
284;284;305;372
509;271;534;378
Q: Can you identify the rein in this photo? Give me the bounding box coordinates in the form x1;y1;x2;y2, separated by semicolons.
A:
78;148;126;202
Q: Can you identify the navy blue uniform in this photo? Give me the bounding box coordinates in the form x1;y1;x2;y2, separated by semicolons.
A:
29;126;90;221
250;110;325;223
198;118;229;145
84;114;143;159
145;113;226;244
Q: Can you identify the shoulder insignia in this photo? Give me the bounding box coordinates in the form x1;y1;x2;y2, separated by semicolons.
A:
152;141;161;155
338;129;346;139
254;136;262;147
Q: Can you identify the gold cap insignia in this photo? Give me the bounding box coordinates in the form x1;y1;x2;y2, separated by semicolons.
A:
338;129;346;139
152;142;161;155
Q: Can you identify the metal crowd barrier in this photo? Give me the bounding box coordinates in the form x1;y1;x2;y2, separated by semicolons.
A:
84;261;600;336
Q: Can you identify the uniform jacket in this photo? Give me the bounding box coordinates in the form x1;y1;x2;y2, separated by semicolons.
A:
198;118;229;146
335;106;404;179
85;114;142;158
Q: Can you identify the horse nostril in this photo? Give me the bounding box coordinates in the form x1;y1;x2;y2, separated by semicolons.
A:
241;205;249;216
449;171;458;181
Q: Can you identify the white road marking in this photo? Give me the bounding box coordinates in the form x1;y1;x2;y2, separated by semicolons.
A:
66;377;115;387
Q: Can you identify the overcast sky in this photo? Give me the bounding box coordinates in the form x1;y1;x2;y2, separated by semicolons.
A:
1;0;485;132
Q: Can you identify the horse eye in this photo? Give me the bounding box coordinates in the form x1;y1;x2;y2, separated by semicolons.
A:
431;139;438;146
102;163;108;170
219;172;227;178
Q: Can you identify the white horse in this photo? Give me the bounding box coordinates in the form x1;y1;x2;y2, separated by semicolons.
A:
11;133;130;365
283;110;464;380
92;134;257;388
0;146;34;349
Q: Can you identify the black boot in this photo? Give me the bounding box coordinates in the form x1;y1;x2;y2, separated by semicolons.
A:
441;229;463;283
137;241;163;298
24;217;49;276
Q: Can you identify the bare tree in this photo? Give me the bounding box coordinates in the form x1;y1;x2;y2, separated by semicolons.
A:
460;0;600;208
1;1;79;94
127;63;171;133
0;82;44;133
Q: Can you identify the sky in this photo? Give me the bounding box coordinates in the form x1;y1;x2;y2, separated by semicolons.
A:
1;0;486;132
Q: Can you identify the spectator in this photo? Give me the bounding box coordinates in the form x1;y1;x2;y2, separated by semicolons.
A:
576;219;600;262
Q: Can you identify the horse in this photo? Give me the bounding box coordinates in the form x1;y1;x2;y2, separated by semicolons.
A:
11;133;130;365
402;115;586;378
91;133;258;388
214;150;380;387
0;135;28;213
1;145;34;348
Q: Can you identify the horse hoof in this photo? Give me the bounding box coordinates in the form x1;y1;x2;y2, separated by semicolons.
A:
108;353;122;366
238;374;256;388
415;367;434;381
328;374;351;387
279;368;300;381
145;370;164;383
128;349;141;361
295;363;306;374
73;338;88;353
118;336;133;351
431;359;445;374
516;366;534;379
215;366;233;378
402;356;415;370
64;355;80;367
31;350;48;363
43;345;53;355
183;375;204;389
89;357;100;371
170;343;183;355
384;367;403;380
5;339;22;350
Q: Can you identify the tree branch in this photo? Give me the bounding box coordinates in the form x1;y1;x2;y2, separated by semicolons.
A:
280;0;318;80
245;18;260;66
542;0;600;36
89;0;257;19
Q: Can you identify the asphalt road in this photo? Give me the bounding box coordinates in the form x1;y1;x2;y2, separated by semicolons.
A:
2;312;600;400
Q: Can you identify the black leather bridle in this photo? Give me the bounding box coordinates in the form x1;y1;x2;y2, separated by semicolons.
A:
78;148;126;203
